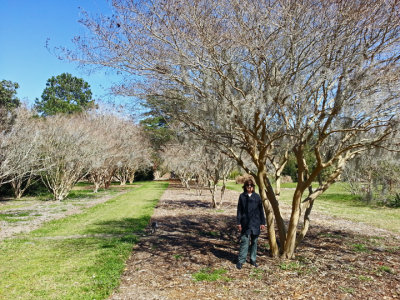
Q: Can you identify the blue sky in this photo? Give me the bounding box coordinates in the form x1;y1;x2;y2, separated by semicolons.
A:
0;0;131;108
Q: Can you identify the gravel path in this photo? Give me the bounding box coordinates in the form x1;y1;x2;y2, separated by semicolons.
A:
0;188;129;240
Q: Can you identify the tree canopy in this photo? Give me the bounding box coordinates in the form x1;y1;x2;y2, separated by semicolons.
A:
35;73;95;116
0;80;20;110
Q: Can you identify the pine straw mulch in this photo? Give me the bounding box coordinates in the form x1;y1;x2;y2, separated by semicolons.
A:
110;182;400;300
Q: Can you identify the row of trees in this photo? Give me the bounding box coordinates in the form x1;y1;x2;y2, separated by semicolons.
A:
0;108;151;201
0;74;152;201
69;0;400;259
161;135;236;208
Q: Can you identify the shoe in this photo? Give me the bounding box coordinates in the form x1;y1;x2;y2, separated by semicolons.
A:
236;262;242;269
250;261;258;268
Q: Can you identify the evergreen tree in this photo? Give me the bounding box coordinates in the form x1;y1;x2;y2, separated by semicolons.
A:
0;80;20;110
35;73;95;116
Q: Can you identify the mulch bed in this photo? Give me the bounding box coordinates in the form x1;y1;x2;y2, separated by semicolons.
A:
110;183;400;300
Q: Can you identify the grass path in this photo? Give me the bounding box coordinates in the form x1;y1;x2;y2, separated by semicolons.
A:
0;181;168;300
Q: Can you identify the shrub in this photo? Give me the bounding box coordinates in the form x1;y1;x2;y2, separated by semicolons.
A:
281;175;293;183
228;169;241;180
387;193;400;208
235;174;255;184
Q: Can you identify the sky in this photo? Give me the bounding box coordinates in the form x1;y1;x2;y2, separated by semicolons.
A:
0;0;131;109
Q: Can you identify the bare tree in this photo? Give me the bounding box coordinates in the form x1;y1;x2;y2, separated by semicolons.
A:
37;114;96;201
161;136;235;208
69;0;400;258
85;112;152;191
114;123;152;185
0;107;45;198
344;146;400;205
201;146;235;208
161;143;198;190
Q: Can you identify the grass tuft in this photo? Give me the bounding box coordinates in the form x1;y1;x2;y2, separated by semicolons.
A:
192;267;230;282
352;243;369;252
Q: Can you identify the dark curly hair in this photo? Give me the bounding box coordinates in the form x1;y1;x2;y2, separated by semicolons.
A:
242;179;255;192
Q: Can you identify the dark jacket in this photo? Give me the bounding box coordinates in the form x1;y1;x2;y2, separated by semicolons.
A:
236;192;266;235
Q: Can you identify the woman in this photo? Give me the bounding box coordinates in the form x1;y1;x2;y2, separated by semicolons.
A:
236;179;266;269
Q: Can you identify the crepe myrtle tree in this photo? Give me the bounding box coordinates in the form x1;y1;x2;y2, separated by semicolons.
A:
343;145;400;205
161;142;199;190
86;113;120;191
37;114;97;201
83;113;118;192
114;132;152;185
161;133;235;208
200;145;236;208
0;107;45;198
68;0;400;258
85;112;152;191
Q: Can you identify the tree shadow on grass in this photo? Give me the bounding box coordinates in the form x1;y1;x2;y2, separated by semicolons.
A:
82;215;152;245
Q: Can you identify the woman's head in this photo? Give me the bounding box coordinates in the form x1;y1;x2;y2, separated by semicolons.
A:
242;179;255;193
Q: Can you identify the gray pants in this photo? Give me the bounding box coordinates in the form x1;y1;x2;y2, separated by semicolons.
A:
238;233;258;264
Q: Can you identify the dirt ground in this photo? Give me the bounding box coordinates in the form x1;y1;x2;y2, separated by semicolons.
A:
110;182;400;300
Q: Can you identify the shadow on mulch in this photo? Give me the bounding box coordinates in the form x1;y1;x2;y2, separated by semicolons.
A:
111;183;400;300
140;213;240;265
137;209;400;265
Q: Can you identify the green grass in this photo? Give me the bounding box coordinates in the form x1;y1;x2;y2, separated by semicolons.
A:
351;243;369;252
0;181;168;300
0;186;129;224
173;254;183;260
226;181;400;233
377;265;394;274
0;203;31;211
225;181;244;192
278;261;303;271
192;267;230;282
249;268;264;280
0;211;32;222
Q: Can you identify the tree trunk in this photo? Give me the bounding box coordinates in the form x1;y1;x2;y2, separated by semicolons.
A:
11;176;33;199
296;197;314;248
282;188;303;259
93;181;101;193
208;176;219;208
153;170;161;180
219;176;226;207
262;173;287;252
255;171;279;257
275;174;282;197
129;172;135;184
11;178;22;199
